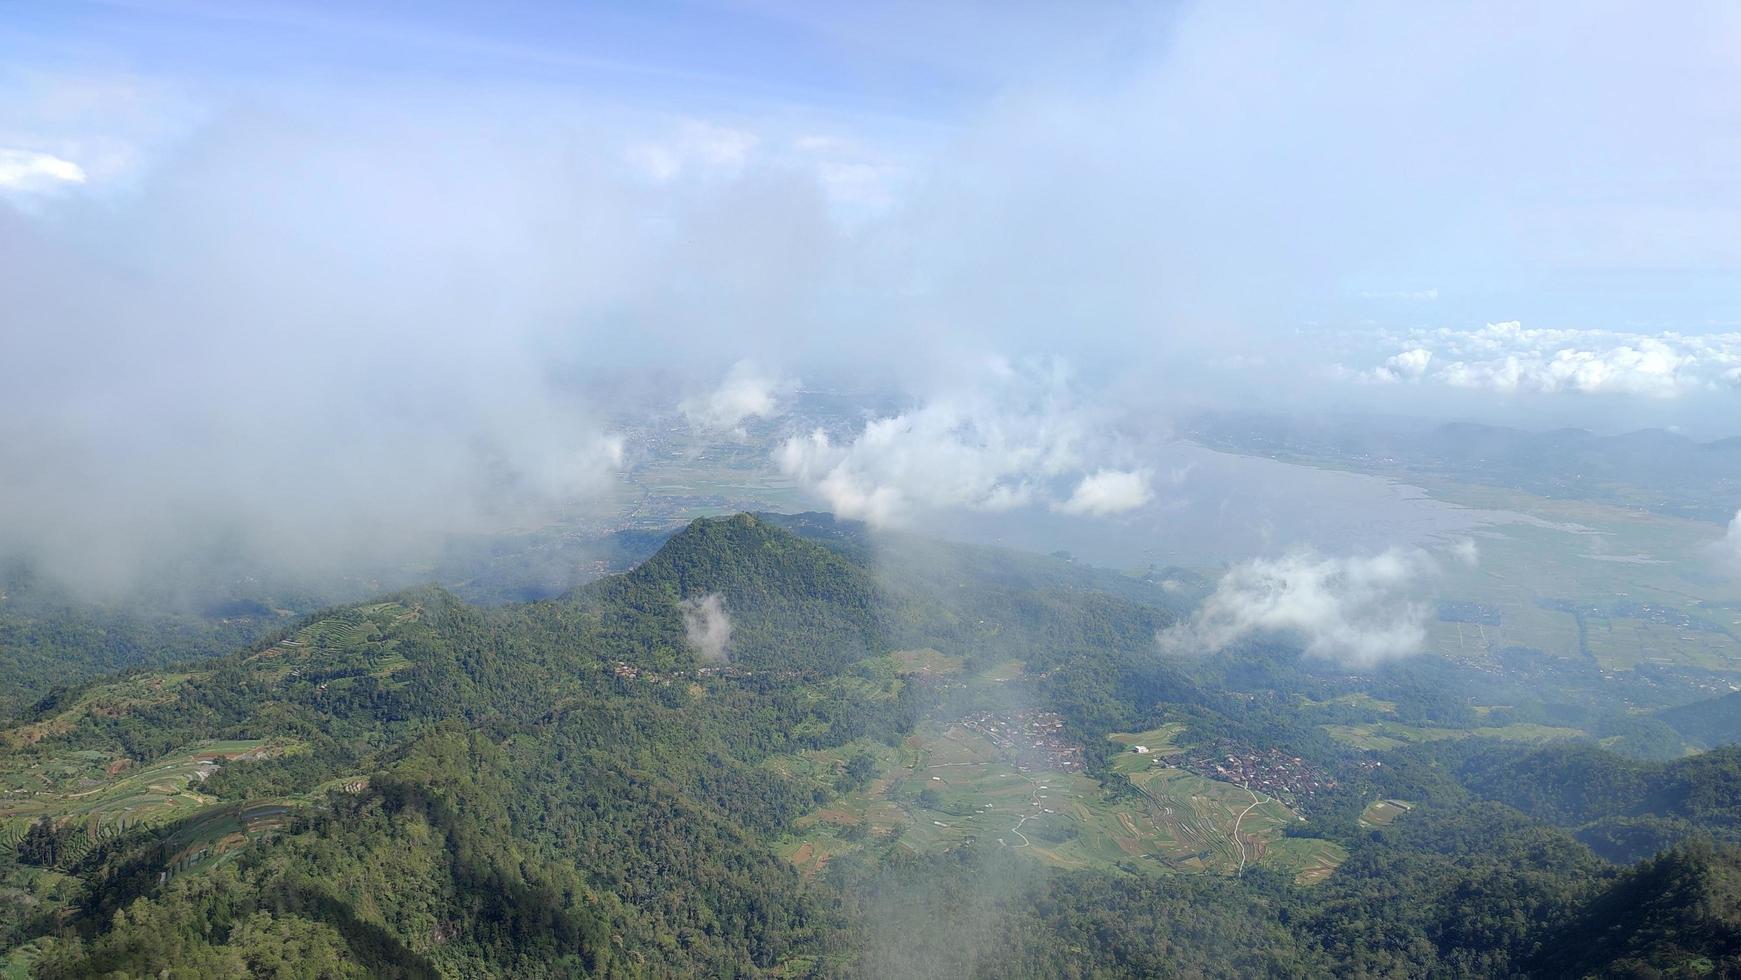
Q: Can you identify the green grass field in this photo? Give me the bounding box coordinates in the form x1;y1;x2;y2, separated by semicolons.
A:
1107;722;1187;755
886;648;965;677
1359;799;1414;829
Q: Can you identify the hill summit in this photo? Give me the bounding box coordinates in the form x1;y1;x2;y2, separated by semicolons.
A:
569;513;888;672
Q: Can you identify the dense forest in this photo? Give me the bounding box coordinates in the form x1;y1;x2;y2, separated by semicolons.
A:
2;514;1738;977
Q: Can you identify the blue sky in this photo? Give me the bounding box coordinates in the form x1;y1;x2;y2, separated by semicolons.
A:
7;2;1738;350
0;1;1134;141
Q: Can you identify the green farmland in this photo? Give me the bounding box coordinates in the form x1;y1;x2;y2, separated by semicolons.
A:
0;739;297;860
777;722;1346;884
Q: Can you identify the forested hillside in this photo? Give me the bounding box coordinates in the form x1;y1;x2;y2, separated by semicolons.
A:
0;581;280;723
1662;692;1741;750
2;515;1738;977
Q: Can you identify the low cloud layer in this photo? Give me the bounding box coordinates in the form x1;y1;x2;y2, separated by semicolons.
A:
681;360;795;436
774;359;1142;526
1449;537;1481;568
1053;469;1154;517
0;117;674;597
679;592;733;662
5;0;1741;601
1357;322;1741;399
1160;548;1437;666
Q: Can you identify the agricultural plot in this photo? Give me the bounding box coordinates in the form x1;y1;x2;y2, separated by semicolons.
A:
1470;723;1589;743
621;447;813;525
777;722;1346;884
1119;764;1315;876
3;603;426;757
1107;722;1187;754
0;739;296;855
1322;720;1584;751
1421;483;1741;676
977;659;1027;683
1320;721;1465;752
886;648;964;677
154;801;297;879
1587;618;1741;673
244;601;421;685
1297;693;1399;715
2;674;194;750
1359;799;1414;828
1108;723;1186;776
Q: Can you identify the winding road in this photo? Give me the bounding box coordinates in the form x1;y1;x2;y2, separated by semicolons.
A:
1231;783;1267;873
1005;769;1046;848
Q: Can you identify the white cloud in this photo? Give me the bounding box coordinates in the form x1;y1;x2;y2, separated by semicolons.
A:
775;409;1050;526
1160;548;1436;666
1359;322;1741;398
679;592;733;662
0;114;657;596
1710;510;1741;577
1447;537;1480;567
680;360;794;435
0;148;86;191
775;359;1135;526
627;120;759;182
1363;347;1433;384
1054;468;1153;516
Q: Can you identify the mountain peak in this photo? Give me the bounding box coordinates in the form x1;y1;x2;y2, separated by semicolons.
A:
581;513;887;672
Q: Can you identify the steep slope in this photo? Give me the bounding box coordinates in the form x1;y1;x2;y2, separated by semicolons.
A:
1418;741;1741;863
0;584;284;724
17;512;1741;976
568;513;888;672
1;518;911;976
1532;838;1741;978
1661;691;1741;750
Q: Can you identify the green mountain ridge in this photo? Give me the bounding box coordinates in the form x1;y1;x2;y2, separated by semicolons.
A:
3;514;1740;977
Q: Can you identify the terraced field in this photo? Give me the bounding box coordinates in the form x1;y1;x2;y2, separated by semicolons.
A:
244;600;420;684
0;601;428;891
4;602;424;760
777;722;1346;884
154;801;298;879
0;739;297;858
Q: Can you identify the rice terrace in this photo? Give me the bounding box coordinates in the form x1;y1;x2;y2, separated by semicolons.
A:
776;714;1347;884
0;740;295;868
